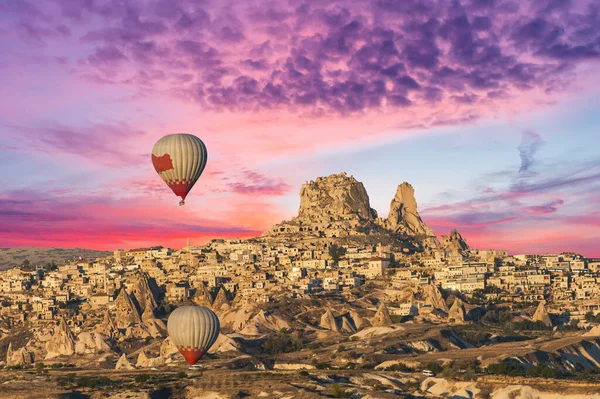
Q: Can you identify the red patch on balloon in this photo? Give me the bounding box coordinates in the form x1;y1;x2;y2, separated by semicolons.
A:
152;153;174;173
177;346;207;365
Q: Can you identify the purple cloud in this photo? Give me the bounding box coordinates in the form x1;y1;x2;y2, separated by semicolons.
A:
227;170;291;196
3;0;598;116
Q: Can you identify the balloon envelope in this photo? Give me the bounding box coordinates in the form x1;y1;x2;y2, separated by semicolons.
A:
152;134;207;205
167;306;220;365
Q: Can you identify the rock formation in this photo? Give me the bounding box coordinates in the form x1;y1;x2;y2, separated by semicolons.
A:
115;287;142;329
372;302;393;327
45;317;76;359
264;173;378;239
426;284;449;313
448;298;466;324
263;172;438;248
136;350;165;368
6;342;34;366
96;311;119;339
319;310;340;332
212;287;231;312
533;301;552;327
115;353;134;370
131;272;158;318
349;310;367;330
192;282;213;308
319;310;357;333
440;229;469;255
384;182;436;238
74;332;111;355
297;173;377;222
160;337;179;358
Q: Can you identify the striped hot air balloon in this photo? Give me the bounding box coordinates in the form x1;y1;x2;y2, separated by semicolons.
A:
167;306;220;366
152;134;207;206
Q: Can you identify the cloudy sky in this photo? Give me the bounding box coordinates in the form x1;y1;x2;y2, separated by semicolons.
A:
1;0;599;255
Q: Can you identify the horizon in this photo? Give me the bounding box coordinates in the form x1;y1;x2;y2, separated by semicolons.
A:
1;1;599;256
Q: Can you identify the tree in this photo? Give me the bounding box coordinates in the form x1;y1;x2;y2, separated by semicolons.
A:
328;244;346;266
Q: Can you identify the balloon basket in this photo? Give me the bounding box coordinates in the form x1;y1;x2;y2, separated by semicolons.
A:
189;364;203;371
179;200;185;206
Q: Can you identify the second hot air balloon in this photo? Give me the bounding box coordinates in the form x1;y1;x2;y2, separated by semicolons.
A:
152;133;207;206
167;305;220;366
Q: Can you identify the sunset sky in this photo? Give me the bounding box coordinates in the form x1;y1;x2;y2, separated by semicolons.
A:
1;0;599;256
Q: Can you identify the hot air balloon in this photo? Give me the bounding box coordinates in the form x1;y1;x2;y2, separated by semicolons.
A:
152;134;207;206
167;305;220;366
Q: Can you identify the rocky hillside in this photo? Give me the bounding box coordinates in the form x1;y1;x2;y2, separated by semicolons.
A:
0;247;112;270
264;172;440;248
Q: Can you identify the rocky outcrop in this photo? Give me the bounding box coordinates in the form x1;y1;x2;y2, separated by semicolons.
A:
264;173;379;239
349;310;367;330
115;287;142;329
45;317;76;359
384;183;436;238
74;332;111;355
96;311;119;339
440;229;469;255
115;353;134;370
136;350;165;368
319;310;339;332
319;310;357;333
212;287;231;312
372;302;393;327
426;284;449;313
160;337;179;358
131;273;158;320
6;342;34;366
533;301;552;327
448;298;466;324
297;173;377;222
192;282;213;308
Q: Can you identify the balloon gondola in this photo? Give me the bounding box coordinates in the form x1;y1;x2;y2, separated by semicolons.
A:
152;134;207;206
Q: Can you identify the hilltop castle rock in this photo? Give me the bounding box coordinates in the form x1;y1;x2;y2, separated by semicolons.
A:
298;173;377;222
264;172;438;247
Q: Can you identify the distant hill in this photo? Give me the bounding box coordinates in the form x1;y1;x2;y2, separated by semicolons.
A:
0;247;112;271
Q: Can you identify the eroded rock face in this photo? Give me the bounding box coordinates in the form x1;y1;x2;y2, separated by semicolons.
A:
533;301;552;327
131;273;158;319
440;229;469;255
212;287;231;312
319;310;339;332
426;284;449;313
115;288;142;329
384;183;436;238
372;302;393;327
192;282;213;308
297;173;377;222
115;353;134;370
74;332;111;355
6;342;34;366
96;311;119;339
45;317;76;359
448;298;466;324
